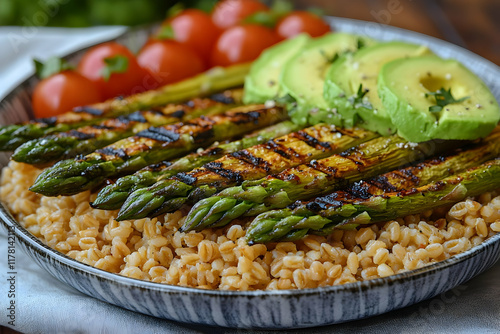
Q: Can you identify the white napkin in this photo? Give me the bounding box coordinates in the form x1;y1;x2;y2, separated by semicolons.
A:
0;26;499;334
0;26;127;100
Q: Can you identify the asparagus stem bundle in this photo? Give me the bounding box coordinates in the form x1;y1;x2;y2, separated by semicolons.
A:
246;132;500;243
116;126;379;220
182;136;464;232
12;89;243;165
29;104;285;197
278;160;500;241
92;121;302;210
0;63;250;151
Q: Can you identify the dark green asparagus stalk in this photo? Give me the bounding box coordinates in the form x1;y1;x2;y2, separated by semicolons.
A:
252;159;500;243
317;160;500;234
182;135;464;232
0;109;106;151
246;132;500;243
92;120;302;210
29;104;286;197
116;126;379;221
12;89;243;165
0;62;250;151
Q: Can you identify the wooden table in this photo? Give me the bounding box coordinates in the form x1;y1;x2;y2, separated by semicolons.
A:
294;0;500;65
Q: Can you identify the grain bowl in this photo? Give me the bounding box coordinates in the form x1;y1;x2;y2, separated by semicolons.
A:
1;18;499;328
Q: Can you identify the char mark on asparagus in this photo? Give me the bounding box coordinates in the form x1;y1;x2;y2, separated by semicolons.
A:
11;90;244;164
115;125;378;221
243;132;500;243
29;104;287;197
91;121;302;211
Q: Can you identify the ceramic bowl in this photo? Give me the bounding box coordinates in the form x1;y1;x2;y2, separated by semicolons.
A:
1;18;499;329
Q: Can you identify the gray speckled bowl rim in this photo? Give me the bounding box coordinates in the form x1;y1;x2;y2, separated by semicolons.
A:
0;16;499;319
2;203;500;299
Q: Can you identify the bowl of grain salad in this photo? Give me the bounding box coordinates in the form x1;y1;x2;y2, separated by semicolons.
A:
0;18;499;329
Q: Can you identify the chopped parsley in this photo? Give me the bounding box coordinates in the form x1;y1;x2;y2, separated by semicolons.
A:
348;84;372;110
425;87;469;112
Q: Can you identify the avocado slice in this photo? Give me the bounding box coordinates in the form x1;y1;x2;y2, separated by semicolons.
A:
243;34;310;104
324;41;432;135
279;33;375;126
378;55;500;142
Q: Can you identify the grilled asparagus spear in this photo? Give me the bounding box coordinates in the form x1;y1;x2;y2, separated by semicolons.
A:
316;160;500;234
29;104;285;196
12;90;243;165
0;63;250;151
182;136;464;232
247;131;500;243
274;160;500;241
117;126;379;221
92;121;303;210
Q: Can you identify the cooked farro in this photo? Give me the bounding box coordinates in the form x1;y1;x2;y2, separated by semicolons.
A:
2;160;499;290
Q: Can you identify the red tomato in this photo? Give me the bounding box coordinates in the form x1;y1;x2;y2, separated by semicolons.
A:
77;42;148;99
276;11;331;39
212;0;268;29
32;71;102;118
210;24;278;67
164;9;221;61
137;40;205;86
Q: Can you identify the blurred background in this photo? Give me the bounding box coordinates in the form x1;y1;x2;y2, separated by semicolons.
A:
0;0;498;64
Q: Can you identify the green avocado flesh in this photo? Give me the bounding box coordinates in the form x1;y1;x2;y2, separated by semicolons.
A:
324;41;432;135
378;55;500;142
279;33;374;126
243;34;310;104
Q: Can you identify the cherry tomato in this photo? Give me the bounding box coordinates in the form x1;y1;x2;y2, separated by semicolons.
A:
276;11;330;39
137;40;205;86
163;9;221;61
32;71;102;118
210;24;278;67
212;0;268;29
77;42;148;99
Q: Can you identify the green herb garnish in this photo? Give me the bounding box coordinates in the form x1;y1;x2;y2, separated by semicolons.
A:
425;87;469;112
320;50;339;64
348;84;372;109
275;93;297;106
322;39;366;64
356;38;366;50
